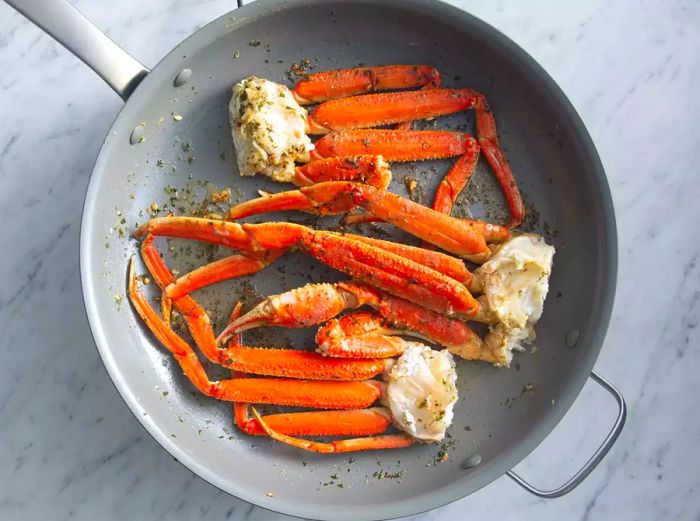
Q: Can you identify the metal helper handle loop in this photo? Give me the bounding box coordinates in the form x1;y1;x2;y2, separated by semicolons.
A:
506;371;626;498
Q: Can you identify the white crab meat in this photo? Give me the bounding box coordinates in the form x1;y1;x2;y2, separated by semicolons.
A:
229;77;313;182
476;234;555;366
383;343;458;442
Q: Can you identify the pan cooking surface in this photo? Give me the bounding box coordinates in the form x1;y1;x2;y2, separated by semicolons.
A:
81;1;615;518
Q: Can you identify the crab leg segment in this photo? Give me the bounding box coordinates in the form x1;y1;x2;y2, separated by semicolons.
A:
164;251;282;301
291;154;391;189
140;251;388;380
218;281;403;342
474;100;525;226
235;404;392;437
342;212;510;245
433;141;481;214
217;281;485;359
128;260;383;408
136;218;480;318
306;88;481;134
316;312;410;358
222;345;390;380
292;64;441;104
252;407;414;453
226;182;498;261
312;129;472;162
140;234;220;363
317;310;499;363
219;282;378;337
338;235;480;290
298;233;481;318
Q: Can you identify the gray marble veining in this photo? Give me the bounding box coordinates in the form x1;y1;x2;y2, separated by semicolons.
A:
0;0;698;520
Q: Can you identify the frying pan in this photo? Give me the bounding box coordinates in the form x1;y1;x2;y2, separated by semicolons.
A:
7;0;626;519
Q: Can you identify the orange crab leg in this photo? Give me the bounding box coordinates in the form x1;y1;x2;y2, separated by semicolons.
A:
432;140;481;214
285;232;481;318
306;89;482;134
340;235;480;290
141;251;388;380
308;88;525;227
136;218;480;318
312;133;481;225
318;312;410;358
292;64;441;104
222;306;391;437
164;233;479;299
128;259;383;408
226;182;497;262
217;281;484;358
140;234;220;363
311;129;470;162
342;212;509;245
219;282;376;337
475;100;526;227
316;306;491;361
269;156;393;217
292;154;391;189
235;405;392;437
300;183;495;261
164;251;281;301
222;345;390;380
251;407;414;453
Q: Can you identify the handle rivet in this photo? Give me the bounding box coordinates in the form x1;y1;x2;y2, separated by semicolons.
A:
174;68;192;87
565;328;580;348
462;454;482;469
130;124;146;145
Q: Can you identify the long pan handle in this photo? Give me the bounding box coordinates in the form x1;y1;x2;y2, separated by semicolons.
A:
506;371;627;498
4;0;149;100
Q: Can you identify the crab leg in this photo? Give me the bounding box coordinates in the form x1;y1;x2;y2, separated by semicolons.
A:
306;89;482;134
128;259;383;408
164;239;478;301
307;88;525;227
140;234;220;362
218;280;480;344
164;233;479;299
340;235;480;290
251;407;414;453
317;310;505;364
226;182;501;261
135;218;480;318
270;155;391;215
432;141;481;214
292;64;441;104
221;306;392;436
341;211;510;245
141;247;389;380
291;154;391;189
311;129;471;162
316;312;410;358
222;345;390;380
235;404;392;437
312;131;481;216
164;251;284;301
216;281;485;359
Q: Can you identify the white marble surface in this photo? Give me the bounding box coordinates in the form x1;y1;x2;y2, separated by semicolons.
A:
0;0;698;519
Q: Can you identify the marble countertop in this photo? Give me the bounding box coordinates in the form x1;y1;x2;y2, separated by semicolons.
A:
1;0;698;519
